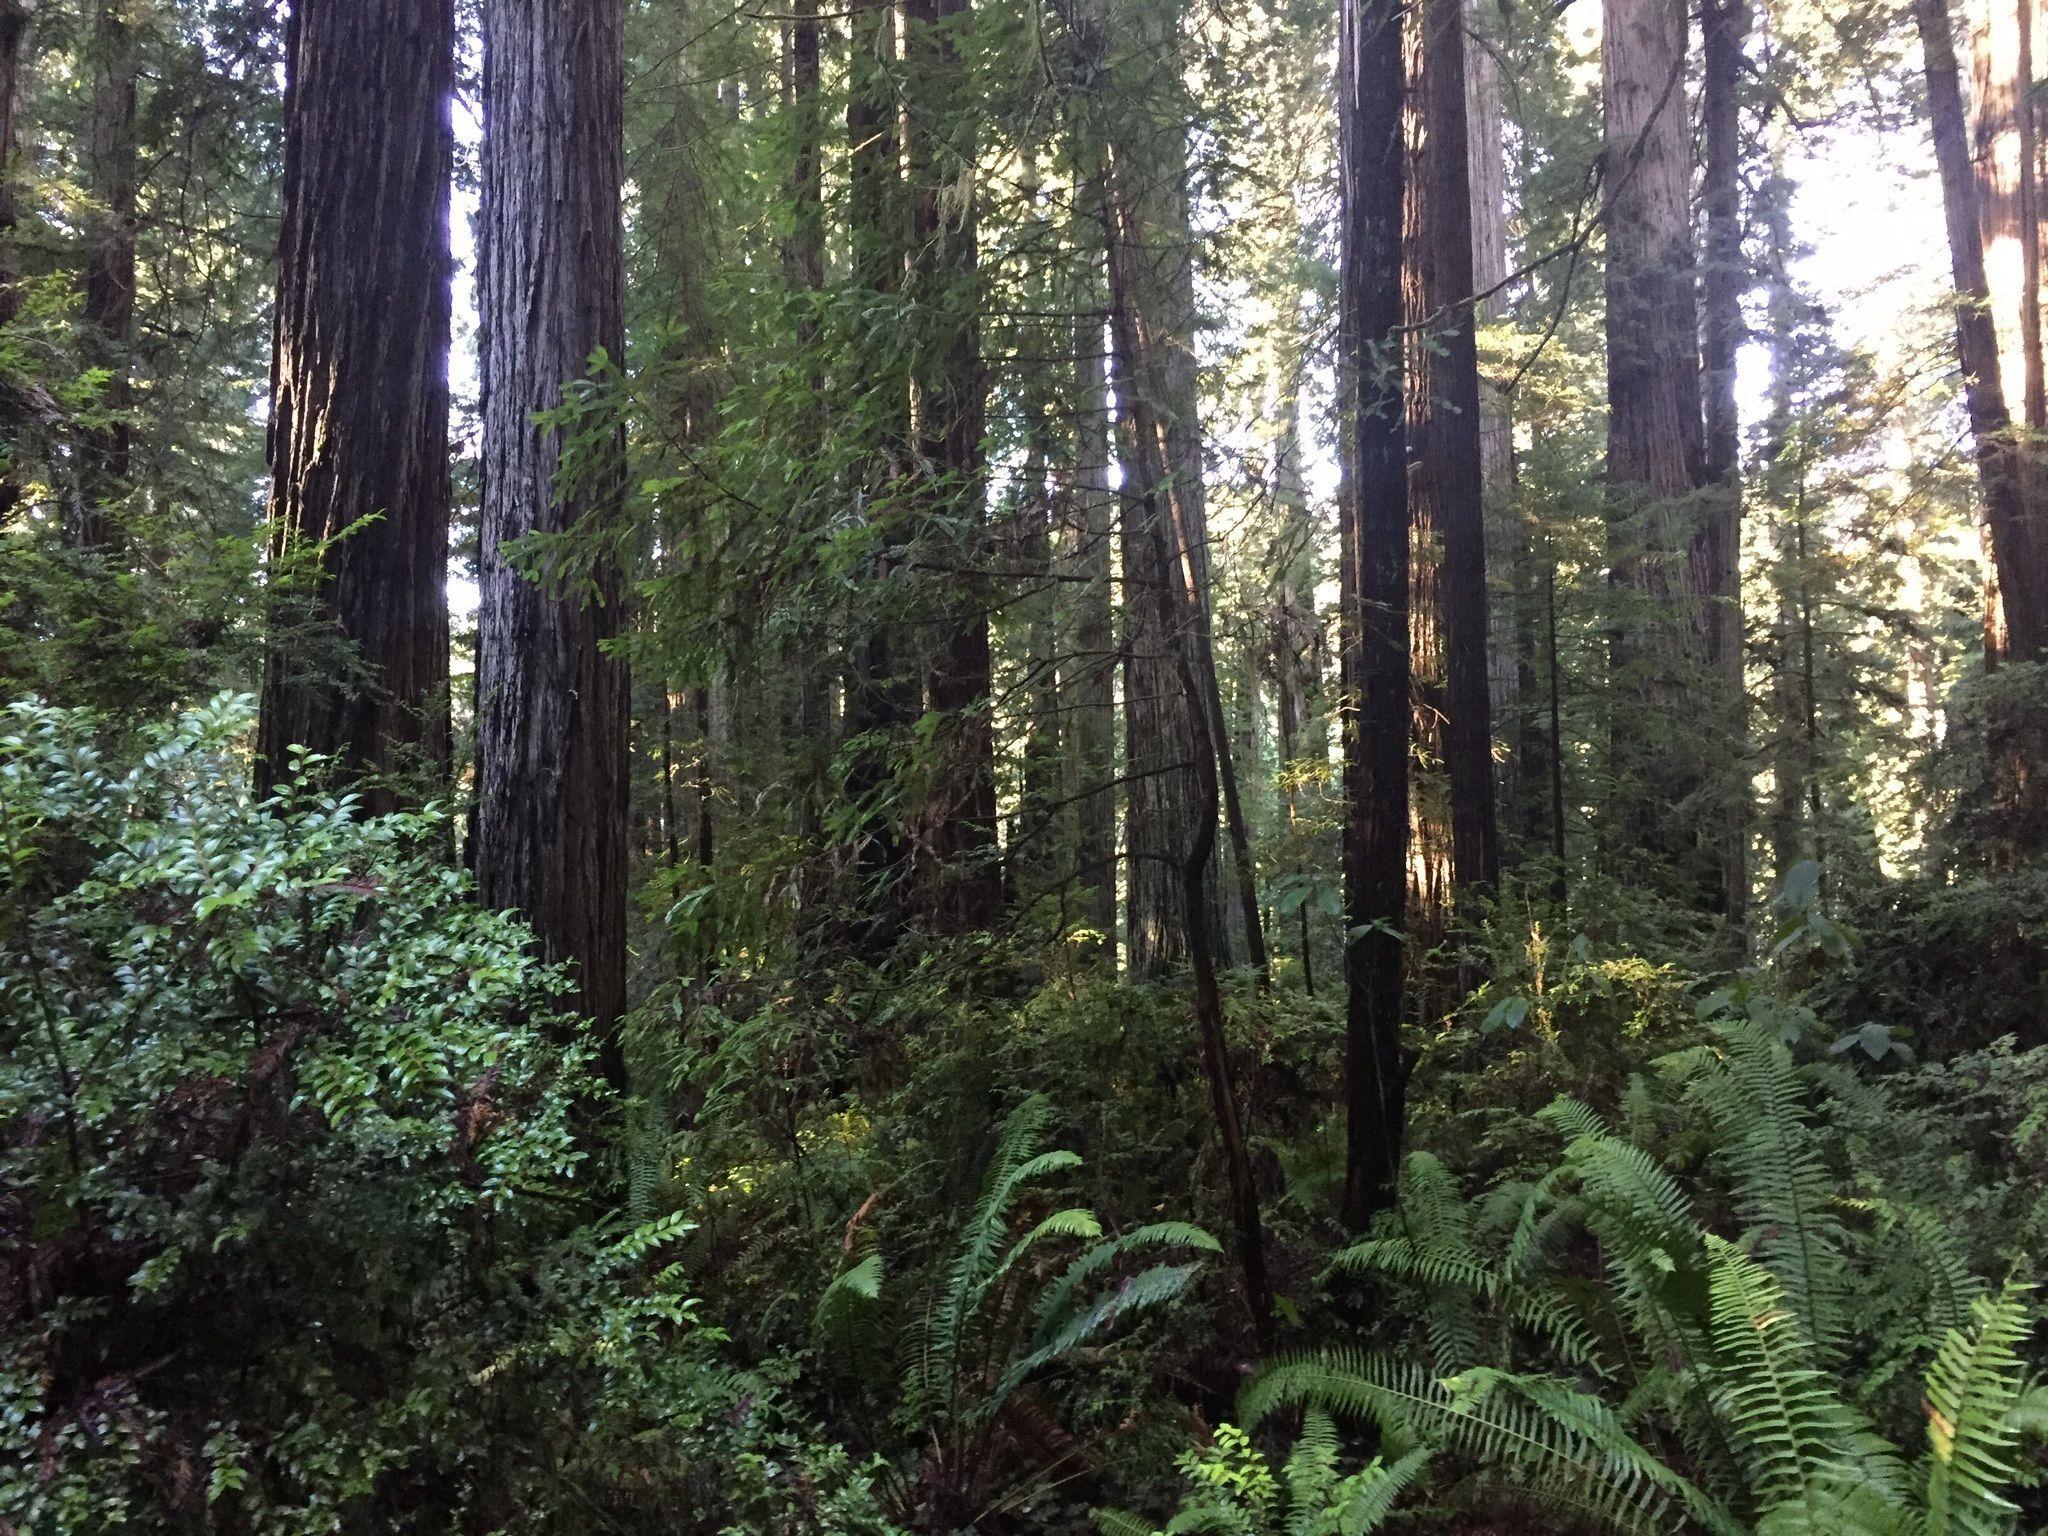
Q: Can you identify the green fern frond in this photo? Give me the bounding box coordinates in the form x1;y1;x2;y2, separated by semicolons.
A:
1328;1446;1431;1534
1693;1022;1851;1360
1854;1197;1985;1338
1701;1236;1905;1525
1092;1509;1161;1536
1538;1096;1613;1145
1924;1282;2035;1536
990;1260;1203;1413
1281;1406;1341;1518
1032;1221;1221;1341
1241;1350;1734;1536
1326;1237;1600;1371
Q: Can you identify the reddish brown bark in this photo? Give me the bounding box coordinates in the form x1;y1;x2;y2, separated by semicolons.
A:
1339;0;1411;1230
258;0;454;805
1921;0;2048;667
474;0;630;1064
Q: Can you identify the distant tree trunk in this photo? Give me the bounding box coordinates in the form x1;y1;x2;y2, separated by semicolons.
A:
1920;0;2048;666
783;0;832;832
1701;0;1751;940
0;0;23;332
1338;0;1411;1231
1402;8;1452;944
1095;133;1211;974
475;0;630;1069
1758;157;1818;888
1267;344;1323;991
1421;0;1499;901
842;0;916;946
258;0;453;809
907;0;1002;931
1602;0;1727;911
1468;0;1518;831
1017;431;1060;893
1;1;33;516
74;0;136;549
1064;300;1119;955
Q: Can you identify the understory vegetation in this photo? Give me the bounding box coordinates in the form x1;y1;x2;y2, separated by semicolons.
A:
5;696;2044;1533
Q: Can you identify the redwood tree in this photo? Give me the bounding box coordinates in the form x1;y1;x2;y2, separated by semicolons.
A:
75;0;136;547
474;0;631;1063
1601;0;1730;911
1917;0;2048;667
258;0;453;803
1338;0;1411;1230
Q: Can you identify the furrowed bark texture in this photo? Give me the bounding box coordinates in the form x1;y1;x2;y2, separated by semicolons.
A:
259;0;453;803
907;0;1003;931
1601;0;1728;911
1422;0;1498;900
475;0;630;1056
1339;0;1412;1231
1922;0;2048;665
1088;0;1230;975
1701;0;1751;937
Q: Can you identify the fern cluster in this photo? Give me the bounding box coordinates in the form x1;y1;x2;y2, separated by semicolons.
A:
1249;1017;2048;1535
814;1095;1220;1527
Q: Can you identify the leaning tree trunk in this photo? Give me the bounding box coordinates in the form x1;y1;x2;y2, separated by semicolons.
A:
1971;0;2048;659
475;0;630;1070
1602;0;1729;914
1338;0;1412;1232
1920;0;2048;666
1919;0;2048;858
74;0;136;550
258;0;453;808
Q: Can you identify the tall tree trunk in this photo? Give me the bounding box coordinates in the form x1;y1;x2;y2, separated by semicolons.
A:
258;0;453;809
1338;0;1411;1231
1064;299;1119;955
475;0;630;1070
1;1;33;518
842;0;916;947
907;0;1002;931
1468;0;1518;831
1701;0;1751;940
1921;0;2048;666
74;0;136;550
1096;162;1209;970
1268;345;1323;991
1758;157;1816;888
1422;0;1499;900
1402;8;1453;945
1084;0;1264;979
783;0;831;831
0;0;23;333
1972;0;2048;659
1602;0;1726;912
